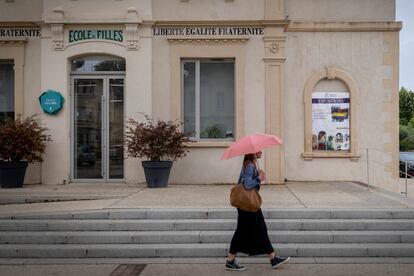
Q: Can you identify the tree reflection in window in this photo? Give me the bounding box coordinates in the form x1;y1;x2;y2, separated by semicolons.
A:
71;57;125;72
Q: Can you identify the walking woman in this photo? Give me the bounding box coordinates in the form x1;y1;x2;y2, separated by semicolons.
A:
226;151;290;271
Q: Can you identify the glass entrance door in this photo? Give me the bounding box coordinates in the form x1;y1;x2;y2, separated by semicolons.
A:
72;76;124;181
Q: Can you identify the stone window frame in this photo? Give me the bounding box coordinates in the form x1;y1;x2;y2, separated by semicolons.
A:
302;66;360;161
170;40;246;148
0;39;25;119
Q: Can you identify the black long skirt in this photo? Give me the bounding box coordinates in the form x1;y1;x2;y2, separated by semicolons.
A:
229;208;274;256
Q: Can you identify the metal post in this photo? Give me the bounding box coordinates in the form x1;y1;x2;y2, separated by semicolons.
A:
405;162;408;196
366;148;370;191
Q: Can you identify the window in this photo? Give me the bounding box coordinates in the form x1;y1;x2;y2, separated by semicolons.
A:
0;60;14;124
71;56;125;72
182;59;235;140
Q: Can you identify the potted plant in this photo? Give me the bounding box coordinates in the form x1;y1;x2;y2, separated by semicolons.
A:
0;115;52;188
125;115;193;188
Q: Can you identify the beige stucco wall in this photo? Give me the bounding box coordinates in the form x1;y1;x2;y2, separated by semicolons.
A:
0;0;43;22
43;0;152;21
285;0;395;21
284;31;399;192
23;37;42;184
153;0;264;21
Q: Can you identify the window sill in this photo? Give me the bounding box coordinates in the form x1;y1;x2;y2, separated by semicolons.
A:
185;141;233;148
302;151;360;161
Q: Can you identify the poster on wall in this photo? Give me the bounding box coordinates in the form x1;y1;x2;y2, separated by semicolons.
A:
312;92;350;151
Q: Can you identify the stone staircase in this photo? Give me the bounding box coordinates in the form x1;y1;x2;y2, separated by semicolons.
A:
1;208;414;258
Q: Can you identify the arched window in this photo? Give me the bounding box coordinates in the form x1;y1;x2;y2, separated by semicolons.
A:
70;55;125;72
303;67;360;161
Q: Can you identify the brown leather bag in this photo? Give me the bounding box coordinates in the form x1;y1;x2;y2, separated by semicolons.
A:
230;183;262;212
230;160;262;212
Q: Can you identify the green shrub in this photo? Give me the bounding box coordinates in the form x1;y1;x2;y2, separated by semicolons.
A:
0;115;52;162
125;115;194;161
400;125;414;151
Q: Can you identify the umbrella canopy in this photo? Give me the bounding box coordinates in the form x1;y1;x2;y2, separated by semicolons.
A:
221;133;282;160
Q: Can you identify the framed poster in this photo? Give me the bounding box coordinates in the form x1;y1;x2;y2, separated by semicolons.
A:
312;92;350;151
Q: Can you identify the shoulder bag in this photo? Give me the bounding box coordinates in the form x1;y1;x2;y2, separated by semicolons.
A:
229;162;262;212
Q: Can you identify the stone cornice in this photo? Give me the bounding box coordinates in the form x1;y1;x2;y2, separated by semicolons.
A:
44;6;142;25
0;37;27;44
0;22;43;27
44;18;142;25
287;21;402;32
153;20;290;27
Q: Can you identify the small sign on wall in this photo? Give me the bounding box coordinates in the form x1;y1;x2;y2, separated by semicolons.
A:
39;90;64;115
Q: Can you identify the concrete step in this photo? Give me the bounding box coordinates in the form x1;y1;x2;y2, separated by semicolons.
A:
1;230;414;244
1;218;414;231
1;243;414;258
2;208;414;220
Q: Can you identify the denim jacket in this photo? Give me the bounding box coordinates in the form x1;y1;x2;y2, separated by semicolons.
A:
237;161;261;190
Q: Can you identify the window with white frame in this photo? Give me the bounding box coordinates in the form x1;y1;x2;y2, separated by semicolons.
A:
182;59;235;140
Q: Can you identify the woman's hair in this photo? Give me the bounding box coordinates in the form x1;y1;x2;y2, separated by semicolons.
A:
243;153;256;167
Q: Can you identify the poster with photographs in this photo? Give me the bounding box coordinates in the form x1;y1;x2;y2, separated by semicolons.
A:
312;92;350;151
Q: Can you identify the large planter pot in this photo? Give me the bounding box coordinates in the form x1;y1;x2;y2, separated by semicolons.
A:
142;161;173;188
0;161;28;188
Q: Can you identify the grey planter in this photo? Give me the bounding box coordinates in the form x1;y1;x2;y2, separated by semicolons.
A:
142;161;173;188
0;161;28;188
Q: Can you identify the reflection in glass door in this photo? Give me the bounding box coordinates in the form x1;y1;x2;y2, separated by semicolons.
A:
74;78;103;179
108;78;124;179
72;77;124;181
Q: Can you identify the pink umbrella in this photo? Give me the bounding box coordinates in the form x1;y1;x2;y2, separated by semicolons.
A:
221;133;282;160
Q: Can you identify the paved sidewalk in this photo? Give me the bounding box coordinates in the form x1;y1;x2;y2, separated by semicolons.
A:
0;181;413;215
2;263;414;276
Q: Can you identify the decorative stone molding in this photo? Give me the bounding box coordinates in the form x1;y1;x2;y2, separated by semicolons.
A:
47;6;142;51
287;22;402;32
326;66;336;80
52;7;64;20
263;36;285;59
124;7;141;50
302;66;360;161
269;42;280;53
45;6;142;24
48;7;65;50
125;24;139;50
167;36;249;44
51;24;64;50
126;7;139;20
0;38;27;45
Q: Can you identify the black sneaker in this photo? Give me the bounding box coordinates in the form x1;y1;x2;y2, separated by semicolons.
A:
225;260;246;271
270;255;290;269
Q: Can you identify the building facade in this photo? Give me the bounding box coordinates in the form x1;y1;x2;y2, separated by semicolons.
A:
0;0;402;193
